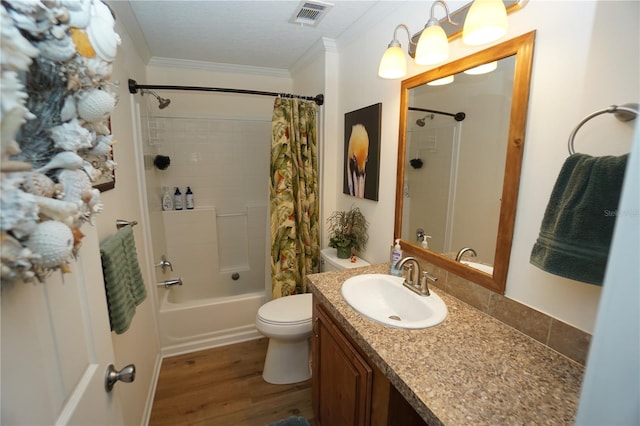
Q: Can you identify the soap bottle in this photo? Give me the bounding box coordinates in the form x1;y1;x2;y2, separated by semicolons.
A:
185;187;194;210
162;187;173;211
389;239;403;276
174;187;183;210
422;235;432;249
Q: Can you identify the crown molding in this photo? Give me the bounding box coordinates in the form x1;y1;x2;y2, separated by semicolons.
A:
290;37;337;75
147;57;291;79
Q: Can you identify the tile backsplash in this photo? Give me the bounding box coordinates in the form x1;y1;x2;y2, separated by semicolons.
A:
417;257;592;366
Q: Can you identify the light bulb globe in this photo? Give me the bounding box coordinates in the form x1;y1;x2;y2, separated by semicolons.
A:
378;45;407;79
415;24;449;65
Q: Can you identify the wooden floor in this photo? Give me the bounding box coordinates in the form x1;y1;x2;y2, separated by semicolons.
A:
149;338;315;426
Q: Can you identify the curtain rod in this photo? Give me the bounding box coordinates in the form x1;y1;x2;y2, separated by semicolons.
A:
409;106;466;121
128;79;324;106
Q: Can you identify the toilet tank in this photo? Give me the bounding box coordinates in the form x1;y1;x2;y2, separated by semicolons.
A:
320;248;370;272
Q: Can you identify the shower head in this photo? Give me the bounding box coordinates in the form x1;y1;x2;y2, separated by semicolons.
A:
141;89;171;109
416;114;434;127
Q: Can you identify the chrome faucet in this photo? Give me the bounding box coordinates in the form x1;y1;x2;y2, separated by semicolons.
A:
156;255;173;273
157;278;182;288
455;247;477;262
395;257;436;296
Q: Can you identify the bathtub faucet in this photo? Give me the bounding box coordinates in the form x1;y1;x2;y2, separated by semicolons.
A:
157;278;183;288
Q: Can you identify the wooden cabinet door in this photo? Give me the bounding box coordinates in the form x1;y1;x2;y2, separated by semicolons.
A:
313;303;373;426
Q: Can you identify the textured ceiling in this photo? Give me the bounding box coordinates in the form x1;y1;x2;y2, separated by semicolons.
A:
111;0;395;71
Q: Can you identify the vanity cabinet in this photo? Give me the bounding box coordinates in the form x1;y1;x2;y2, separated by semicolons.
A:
312;300;426;426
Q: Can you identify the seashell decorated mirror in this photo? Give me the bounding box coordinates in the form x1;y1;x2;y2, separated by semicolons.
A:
0;0;121;282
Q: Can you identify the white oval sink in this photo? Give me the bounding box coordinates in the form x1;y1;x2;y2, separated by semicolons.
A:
461;261;494;275
341;274;447;329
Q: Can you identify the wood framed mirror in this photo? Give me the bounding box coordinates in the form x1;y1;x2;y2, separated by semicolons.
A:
394;31;535;294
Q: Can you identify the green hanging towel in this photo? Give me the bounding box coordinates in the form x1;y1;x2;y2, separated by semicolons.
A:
530;153;628;285
100;225;146;333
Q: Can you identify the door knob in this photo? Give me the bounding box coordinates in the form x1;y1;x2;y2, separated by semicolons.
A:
105;363;136;392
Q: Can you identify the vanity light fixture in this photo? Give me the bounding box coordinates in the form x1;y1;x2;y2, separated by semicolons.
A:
378;0;512;80
414;1;457;66
378;24;411;79
462;0;508;46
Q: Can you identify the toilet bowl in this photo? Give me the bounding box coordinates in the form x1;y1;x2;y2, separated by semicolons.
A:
256;248;369;384
256;293;313;384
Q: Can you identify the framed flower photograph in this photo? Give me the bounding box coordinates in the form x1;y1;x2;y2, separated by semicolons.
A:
343;103;382;201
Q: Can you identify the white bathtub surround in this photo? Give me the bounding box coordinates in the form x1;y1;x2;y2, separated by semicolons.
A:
144;114;272;354
160;290;265;356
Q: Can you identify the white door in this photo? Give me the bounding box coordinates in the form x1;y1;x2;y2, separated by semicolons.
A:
1;225;125;425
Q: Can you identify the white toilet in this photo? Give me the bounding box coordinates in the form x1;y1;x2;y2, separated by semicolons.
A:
255;248;369;384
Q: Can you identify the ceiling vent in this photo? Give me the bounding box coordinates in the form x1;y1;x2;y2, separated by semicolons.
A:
290;1;333;27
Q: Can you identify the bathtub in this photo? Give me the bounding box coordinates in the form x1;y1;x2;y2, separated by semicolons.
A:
159;289;266;356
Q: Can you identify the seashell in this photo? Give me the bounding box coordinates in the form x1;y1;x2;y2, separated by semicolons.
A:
25;221;74;268
76;89;116;122
64;0;91;28
81;56;113;81
22;172;56;197
50;24;67;40
0;73;34;151
70;27;96;58
4;0;45;14
0;160;32;172
0;232;36;281
34;195;79;225
5;4;52;37
0;8;40;71
86;134;112;155
0;233;29;263
36;36;77;62
57;169;92;204
49;118;93;151
81;160;101;182
37;151;84;173
60;95;77;122
0;175;39;237
81;120;110;136
53;6;70;24
86;0;120;62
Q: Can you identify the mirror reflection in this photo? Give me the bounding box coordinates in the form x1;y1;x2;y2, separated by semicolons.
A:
394;32;535;294
402;55;516;265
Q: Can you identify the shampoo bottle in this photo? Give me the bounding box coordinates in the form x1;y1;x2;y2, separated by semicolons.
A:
185;187;194;210
389;239;403;276
162;187;173;211
174;187;183;210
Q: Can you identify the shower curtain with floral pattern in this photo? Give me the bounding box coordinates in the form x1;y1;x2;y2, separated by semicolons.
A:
270;98;319;298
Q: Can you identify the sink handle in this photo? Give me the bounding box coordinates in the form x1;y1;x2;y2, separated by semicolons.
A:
420;271;437;296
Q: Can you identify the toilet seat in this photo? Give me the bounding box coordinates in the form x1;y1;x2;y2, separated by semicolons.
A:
257;293;312;325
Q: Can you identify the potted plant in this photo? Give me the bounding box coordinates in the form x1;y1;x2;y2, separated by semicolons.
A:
327;207;369;259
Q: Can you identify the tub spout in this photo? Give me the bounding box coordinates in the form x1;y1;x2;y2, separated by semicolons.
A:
157;278;183;288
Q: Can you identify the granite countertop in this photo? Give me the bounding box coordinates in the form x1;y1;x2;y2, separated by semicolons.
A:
307;263;585;426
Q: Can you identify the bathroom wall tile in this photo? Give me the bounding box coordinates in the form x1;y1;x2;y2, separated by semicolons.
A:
446;273;493;312
487;295;552;344
548;319;592;365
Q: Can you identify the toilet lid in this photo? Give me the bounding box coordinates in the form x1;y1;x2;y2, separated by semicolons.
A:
258;293;312;325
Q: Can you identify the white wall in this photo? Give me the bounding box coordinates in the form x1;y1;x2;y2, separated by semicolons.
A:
330;1;638;333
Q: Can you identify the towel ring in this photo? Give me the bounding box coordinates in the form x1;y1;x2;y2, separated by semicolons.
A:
568;103;638;155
